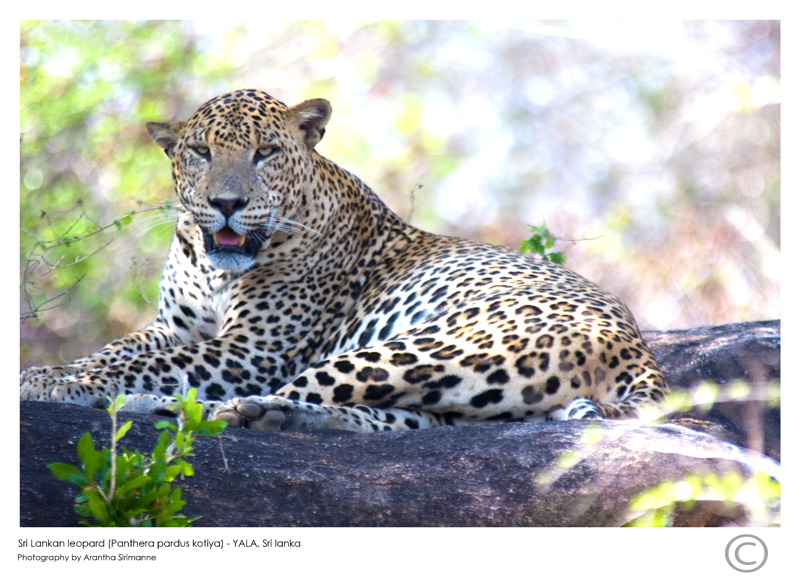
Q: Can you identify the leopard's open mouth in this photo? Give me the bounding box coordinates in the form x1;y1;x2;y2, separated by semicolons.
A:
201;225;270;273
213;226;247;248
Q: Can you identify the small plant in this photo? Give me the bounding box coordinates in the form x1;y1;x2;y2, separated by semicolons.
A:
48;388;226;527
520;223;567;265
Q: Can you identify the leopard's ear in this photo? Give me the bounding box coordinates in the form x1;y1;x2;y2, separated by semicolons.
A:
146;121;188;156
286;99;331;150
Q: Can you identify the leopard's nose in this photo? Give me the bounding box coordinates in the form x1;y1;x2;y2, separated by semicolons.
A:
209;194;249;219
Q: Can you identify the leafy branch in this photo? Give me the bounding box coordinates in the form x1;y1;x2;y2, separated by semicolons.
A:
20;200;181;322
48;388;226;527
520;223;599;265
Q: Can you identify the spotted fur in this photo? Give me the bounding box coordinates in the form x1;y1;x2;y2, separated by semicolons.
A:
20;89;669;432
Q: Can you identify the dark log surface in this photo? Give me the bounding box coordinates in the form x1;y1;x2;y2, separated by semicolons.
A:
20;320;779;527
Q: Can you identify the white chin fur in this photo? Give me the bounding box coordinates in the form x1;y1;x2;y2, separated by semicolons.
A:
207;250;256;273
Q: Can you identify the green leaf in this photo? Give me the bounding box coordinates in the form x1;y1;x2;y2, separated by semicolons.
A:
105;394;124;414
166;487;187;515
113;458;136;483
115;420;133;442
86;492;111;525
173;431;185;453
48;462;87;485
521;224;567;264
178;460;195;477
76;432;104;480
152;431;171;460
117;474;150;495
187;402;203;428
162;464;184;482
196;419;228;435
147;460;167;483
76;432;96;463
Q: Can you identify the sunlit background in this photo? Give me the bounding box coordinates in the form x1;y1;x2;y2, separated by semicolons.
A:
20;20;780;368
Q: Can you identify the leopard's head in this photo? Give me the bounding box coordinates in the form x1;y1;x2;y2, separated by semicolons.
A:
147;89;331;273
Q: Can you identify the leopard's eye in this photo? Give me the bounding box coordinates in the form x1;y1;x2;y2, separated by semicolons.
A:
190;145;210;158
254;146;280;164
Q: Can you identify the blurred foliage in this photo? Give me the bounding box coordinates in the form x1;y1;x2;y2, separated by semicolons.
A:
627;471;780;527
20;20;780;368
20;21;239;365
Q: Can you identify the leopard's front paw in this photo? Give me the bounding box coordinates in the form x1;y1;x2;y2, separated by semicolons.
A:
212;396;295;431
20;367;114;408
20;365;73;401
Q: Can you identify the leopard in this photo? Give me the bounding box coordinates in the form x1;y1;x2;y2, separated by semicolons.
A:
20;88;669;433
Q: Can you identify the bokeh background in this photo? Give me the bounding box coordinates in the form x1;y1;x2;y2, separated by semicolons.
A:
20;20;780;369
